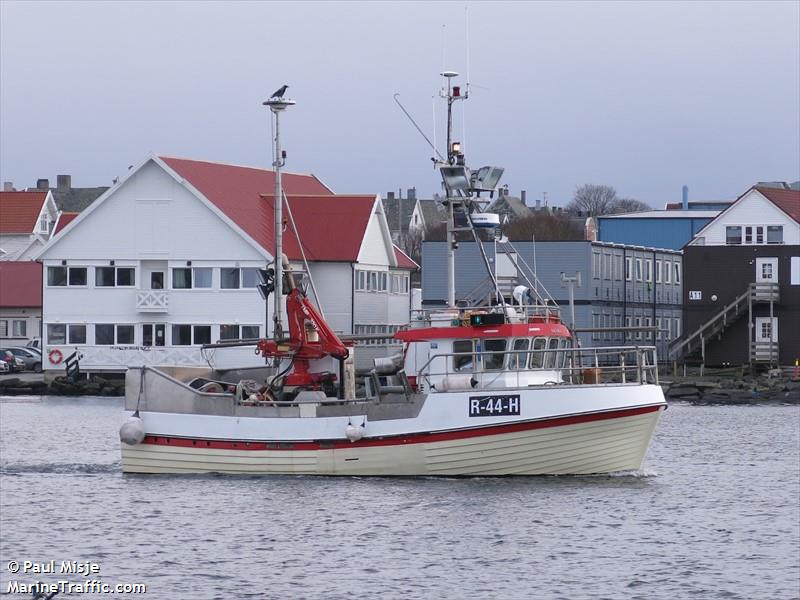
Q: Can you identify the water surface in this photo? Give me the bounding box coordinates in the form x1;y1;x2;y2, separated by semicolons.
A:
1;397;798;599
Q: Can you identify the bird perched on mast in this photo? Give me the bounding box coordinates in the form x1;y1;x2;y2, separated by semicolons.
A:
270;84;288;99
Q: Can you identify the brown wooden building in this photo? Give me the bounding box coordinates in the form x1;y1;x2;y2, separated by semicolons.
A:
671;185;800;367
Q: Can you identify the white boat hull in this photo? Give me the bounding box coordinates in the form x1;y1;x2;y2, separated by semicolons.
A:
121;404;664;476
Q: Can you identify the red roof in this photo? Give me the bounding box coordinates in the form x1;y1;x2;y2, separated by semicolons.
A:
393;245;419;270
0;261;42;308
160;157;375;262
756;187;800;223
0;191;48;233
54;212;79;235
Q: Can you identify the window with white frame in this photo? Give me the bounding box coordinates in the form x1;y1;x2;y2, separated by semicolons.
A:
96;266;135;287
39;214;50;234
625;316;632;340
655;260;662;283
172;267;212;289
615;255;623;281
592;313;600;341
644;316;652;341
220;324;261;341
767;226;783;244
171;324;212;345
0;319;27;337
674;317;681;340
664;262;672;284
655;317;662;341
634;316;642;340
96;324;134;345
635;258;643;282
47;266;87;287
592;251;601;279
46;323;86;344
726;226;742;245
603;253;612;280
673;262;681;284
220;267;259;289
625;257;632;281
645;259;653;283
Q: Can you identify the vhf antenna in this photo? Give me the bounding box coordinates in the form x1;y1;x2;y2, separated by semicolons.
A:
393;93;446;163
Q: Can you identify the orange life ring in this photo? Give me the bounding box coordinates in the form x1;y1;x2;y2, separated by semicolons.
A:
49;349;63;365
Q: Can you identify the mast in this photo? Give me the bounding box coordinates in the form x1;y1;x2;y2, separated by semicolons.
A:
440;71;466;308
263;94;295;340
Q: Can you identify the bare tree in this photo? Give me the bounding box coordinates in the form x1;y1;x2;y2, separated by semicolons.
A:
611;197;651;214
567;184;618;216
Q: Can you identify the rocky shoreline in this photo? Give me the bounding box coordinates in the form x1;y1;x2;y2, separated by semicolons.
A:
0;375;125;397
662;370;800;405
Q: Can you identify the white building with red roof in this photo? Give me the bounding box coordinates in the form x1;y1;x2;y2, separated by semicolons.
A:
0;261;42;345
35;155;416;374
0;189;63;260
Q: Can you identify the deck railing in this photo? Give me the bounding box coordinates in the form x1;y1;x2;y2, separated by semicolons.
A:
415;344;659;392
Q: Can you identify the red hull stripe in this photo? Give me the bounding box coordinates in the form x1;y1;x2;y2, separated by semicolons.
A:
140;405;663;452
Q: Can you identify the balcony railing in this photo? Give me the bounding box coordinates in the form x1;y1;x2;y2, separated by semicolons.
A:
136;290;169;312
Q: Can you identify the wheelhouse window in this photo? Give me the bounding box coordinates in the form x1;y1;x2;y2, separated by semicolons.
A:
481;339;506;371
453;340;474;372
508;338;530;370
529;337;546;369
544;337;559;369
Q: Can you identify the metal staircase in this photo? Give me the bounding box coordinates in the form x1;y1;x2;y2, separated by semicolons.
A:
669;283;779;364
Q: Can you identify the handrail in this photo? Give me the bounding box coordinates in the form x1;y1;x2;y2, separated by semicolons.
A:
414;344;659;391
668;282;778;360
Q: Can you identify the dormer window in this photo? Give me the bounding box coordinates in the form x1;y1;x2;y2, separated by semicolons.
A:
39;215;50;234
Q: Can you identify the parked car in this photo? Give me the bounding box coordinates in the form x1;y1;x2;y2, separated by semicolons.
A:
0;350;25;373
26;338;41;351
0;360;9;374
5;347;43;372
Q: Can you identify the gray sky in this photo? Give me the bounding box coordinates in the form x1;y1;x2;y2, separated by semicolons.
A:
1;1;798;207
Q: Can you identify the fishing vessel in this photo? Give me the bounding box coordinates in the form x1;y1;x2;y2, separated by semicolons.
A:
119;76;667;475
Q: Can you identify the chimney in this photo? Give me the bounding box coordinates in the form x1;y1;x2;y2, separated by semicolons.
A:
2;182;13;192
521;190;527;205
57;174;72;191
37;178;50;190
682;185;689;210
407;187;416;201
535;197;541;210
387;191;395;200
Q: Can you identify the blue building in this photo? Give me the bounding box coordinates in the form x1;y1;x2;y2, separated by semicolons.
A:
596;210;718;250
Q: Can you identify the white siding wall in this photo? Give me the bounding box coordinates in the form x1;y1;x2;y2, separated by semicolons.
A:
0;235;43;260
0;307;40;345
305;262;352;334
695;190;800;246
